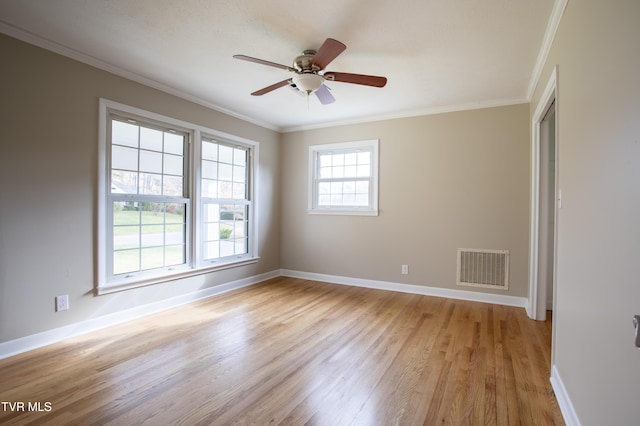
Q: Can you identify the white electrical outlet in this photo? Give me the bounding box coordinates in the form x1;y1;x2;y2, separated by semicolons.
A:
401;264;409;275
55;294;69;312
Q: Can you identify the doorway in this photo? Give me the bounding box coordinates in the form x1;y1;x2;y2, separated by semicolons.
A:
528;67;558;323
537;101;556;320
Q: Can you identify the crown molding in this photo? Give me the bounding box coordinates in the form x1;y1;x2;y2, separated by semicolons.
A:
282;98;530;133
526;0;569;100
0;21;279;132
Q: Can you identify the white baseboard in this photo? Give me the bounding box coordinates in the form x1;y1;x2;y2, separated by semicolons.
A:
0;269;280;360
1;269;528;360
550;365;581;426
280;269;528;308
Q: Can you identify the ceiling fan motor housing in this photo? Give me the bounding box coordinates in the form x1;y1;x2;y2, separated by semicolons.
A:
294;50;320;73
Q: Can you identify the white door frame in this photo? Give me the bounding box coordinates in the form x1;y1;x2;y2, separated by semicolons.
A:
528;65;559;321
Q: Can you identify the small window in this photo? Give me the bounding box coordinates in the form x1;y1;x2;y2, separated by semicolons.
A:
308;140;379;215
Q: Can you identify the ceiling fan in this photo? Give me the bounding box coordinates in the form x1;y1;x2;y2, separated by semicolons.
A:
233;38;387;105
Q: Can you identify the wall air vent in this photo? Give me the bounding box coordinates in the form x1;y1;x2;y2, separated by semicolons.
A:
457;248;509;290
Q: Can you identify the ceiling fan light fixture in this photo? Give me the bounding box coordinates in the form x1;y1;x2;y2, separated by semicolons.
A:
292;73;324;93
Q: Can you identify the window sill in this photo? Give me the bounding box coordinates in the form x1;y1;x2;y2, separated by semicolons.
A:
307;209;378;217
96;256;260;295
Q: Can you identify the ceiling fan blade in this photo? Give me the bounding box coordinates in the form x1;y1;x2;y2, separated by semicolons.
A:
233;54;296;72
251;79;292;96
310;38;346;70
323;72;387;88
315;84;335;105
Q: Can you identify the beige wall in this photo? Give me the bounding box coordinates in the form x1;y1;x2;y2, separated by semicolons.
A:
281;104;530;296
0;34;281;342
531;1;640;424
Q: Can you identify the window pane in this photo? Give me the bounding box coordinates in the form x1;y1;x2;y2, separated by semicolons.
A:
205;242;219;259
219;222;233;240
140;203;164;223
112;121;138;147
140;127;163;151
318;194;330;206
165;245;184;266
113;202;138;225
234;220;246;237
320;166;332;179
112;170;138;194
357;151;370;164
163;176;183;196
318;182;330;194
355;194;369;206
344;153;357;165
343;181;356;194
233;165;246;183
343;194;356;205
112;145;139;171
141;247;164;269
205;223;219;241
114;249;140;275
202;141;218;161
202;178;218;198
166;224;184;245
357;164;370;177
164;154;183;176
233;148;246;166
141;225;162;247
219;145;233;164
220;205;235;220
319;154;332;167
232;183;246;199
166;203;185;222
113;225;139;250
344;165;357;177
218;181;232;198
139;150;163;173
164;133;184;155
202;160;218;179
139;173;162;195
235;238;247;254
220;240;234;257
204;203;219;221
219;163;233;181
356;181;369;193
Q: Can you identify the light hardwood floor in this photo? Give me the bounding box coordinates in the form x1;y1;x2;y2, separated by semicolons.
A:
0;277;564;425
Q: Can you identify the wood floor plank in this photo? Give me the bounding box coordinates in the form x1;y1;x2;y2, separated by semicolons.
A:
0;277;564;425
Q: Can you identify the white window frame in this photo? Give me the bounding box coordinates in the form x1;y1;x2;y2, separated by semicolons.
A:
98;99;259;294
197;137;253;269
308;139;379;216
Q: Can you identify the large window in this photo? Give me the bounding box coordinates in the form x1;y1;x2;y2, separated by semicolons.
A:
98;99;258;293
308;140;379;215
109;119;188;277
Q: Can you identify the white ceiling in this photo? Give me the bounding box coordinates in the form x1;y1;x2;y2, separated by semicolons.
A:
0;0;557;132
